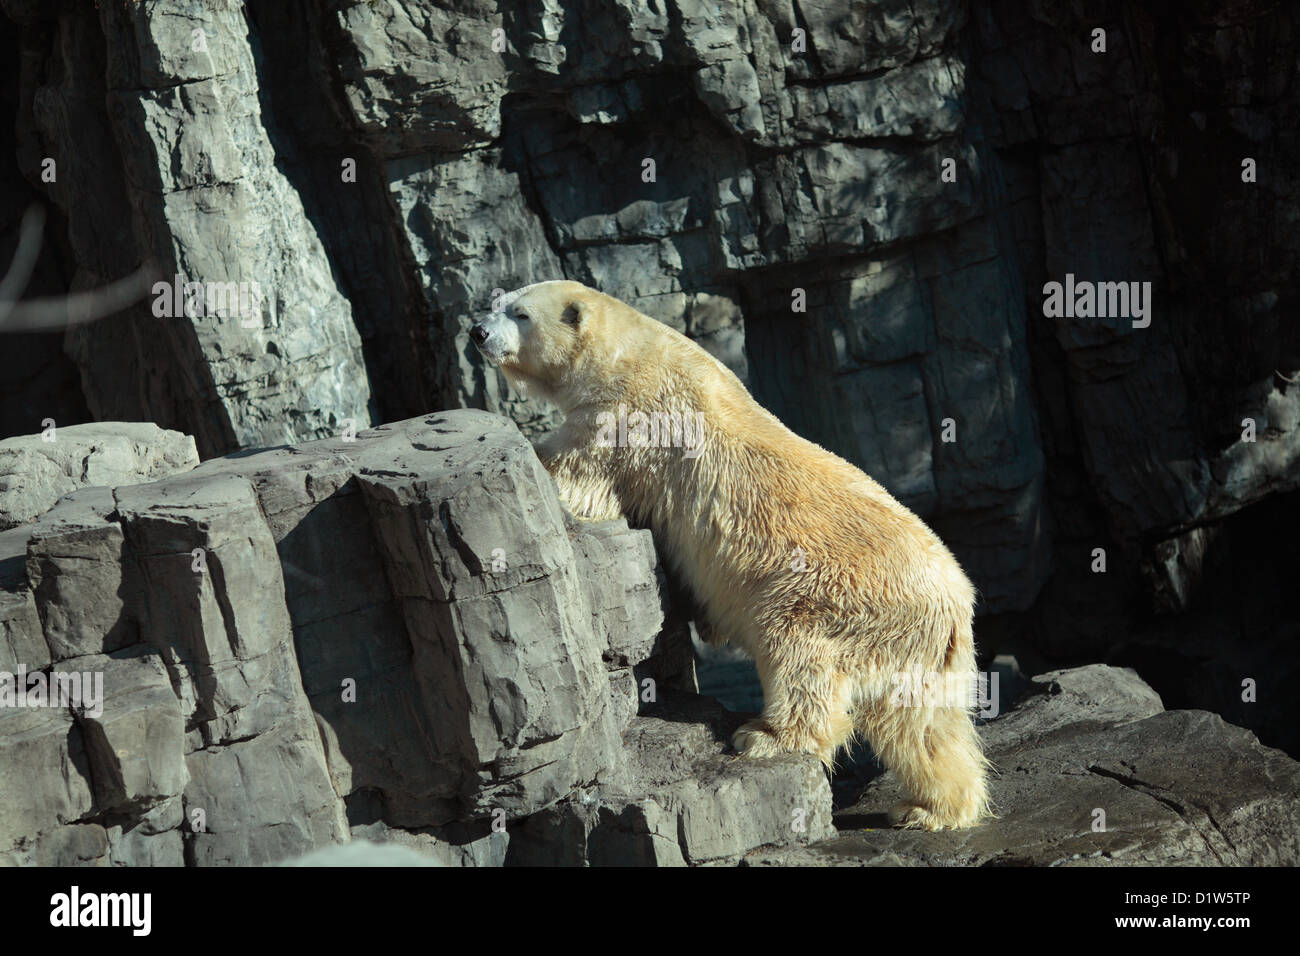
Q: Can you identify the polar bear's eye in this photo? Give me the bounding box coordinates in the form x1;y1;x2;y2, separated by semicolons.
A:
514;310;530;321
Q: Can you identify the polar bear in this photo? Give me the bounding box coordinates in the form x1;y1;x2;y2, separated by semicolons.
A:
471;280;990;830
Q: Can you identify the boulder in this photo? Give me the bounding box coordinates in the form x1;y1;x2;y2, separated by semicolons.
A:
0;411;829;866
748;665;1300;866
0;422;197;531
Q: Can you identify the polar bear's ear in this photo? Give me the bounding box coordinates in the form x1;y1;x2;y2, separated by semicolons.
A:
561;301;584;326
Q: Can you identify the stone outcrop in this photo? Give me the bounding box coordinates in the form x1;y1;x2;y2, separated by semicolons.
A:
2;0;373;457
751;665;1300;866
0;421;198;530
0;411;831;866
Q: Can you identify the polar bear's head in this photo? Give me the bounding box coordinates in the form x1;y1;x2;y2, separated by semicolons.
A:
470;279;608;404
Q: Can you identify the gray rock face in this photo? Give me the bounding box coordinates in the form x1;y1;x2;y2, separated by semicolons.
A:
2;0;1297;783
750;665;1300;866
5;0;372;458
74;649;186;819
326;0;1038;615
0;410;829;866
506;693;835;866
0;422;198;531
351;416;626;822
279;840;444;867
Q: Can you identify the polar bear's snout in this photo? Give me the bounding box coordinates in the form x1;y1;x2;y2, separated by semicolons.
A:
469;311;521;364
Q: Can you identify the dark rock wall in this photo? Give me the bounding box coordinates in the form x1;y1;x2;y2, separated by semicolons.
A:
0;20;90;440
965;1;1300;755
0;1;1296;752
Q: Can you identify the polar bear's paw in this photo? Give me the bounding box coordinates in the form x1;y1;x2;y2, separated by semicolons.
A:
733;719;840;768
731;720;783;758
888;803;944;831
888;802;984;831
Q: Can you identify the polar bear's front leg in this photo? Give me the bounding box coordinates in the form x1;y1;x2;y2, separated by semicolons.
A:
731;638;856;769
536;440;624;521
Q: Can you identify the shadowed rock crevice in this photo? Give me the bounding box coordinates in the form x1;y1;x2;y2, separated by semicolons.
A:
243;0;439;427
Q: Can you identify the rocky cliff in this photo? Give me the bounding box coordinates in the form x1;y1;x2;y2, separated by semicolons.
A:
1;414;1295;866
0;413;834;865
0;0;1297;857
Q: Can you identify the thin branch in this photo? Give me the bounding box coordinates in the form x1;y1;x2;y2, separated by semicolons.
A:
1;267;156;331
0;204;46;318
0;202;156;332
